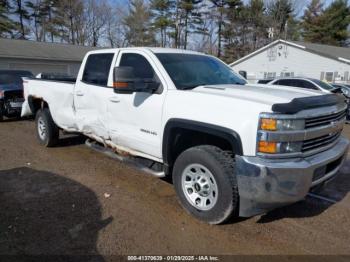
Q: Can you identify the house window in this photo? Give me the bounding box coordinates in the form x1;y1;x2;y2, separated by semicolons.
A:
320;72;325;81
281;72;294;77
264;72;276;79
344;71;349;82
325;72;334;82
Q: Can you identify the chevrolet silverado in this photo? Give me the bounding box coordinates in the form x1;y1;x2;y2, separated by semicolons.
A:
22;48;349;224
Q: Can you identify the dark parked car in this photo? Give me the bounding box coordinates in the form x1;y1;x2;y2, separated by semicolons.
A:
331;83;350;122
331;83;350;97
0;70;34;121
268;77;338;93
256;79;274;84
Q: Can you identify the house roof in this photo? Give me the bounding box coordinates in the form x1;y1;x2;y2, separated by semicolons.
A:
0;38;100;62
229;39;350;66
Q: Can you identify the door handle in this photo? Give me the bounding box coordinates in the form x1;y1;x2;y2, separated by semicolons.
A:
76;90;84;96
109;97;120;103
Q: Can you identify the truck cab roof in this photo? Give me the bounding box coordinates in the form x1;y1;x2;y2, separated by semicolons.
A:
86;47;204;56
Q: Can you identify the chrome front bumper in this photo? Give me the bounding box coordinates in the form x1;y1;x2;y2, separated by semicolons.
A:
236;137;349;217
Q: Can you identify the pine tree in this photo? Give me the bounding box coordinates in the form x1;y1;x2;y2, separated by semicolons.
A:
210;0;241;57
302;0;349;46
12;0;30;39
123;0;155;46
285;16;301;41
301;0;324;43
179;0;203;49
0;0;16;37
42;0;61;43
248;0;267;50
319;0;349;46
222;1;247;62
267;0;293;40
150;0;172;47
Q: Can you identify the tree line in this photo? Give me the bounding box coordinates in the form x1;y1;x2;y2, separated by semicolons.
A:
0;0;349;62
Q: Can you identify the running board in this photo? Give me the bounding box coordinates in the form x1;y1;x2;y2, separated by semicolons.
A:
85;139;165;178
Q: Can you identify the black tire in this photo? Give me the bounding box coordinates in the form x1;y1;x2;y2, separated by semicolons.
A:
172;145;239;224
0;111;3;122
35;108;59;147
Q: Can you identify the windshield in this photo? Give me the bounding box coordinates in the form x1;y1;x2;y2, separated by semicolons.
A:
0;71;33;85
312;79;335;91
156;53;246;90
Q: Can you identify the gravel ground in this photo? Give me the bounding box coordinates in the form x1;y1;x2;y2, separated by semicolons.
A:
0;119;349;257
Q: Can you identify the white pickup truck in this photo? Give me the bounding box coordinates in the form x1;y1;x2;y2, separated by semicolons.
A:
22;48;349;224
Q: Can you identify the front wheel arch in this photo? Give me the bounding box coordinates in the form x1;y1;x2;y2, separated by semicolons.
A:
162;119;243;175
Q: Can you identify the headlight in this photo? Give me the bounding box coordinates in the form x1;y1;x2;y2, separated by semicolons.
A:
258;114;305;155
260;118;305;131
258;141;303;154
341;88;350;97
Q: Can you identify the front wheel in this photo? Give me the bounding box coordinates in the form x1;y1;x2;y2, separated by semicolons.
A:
172;145;239;224
35;108;59;147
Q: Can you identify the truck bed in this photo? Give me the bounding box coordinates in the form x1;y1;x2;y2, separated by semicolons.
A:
22;78;77;130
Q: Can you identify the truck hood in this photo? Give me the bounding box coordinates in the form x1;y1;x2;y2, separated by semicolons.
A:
189;84;323;107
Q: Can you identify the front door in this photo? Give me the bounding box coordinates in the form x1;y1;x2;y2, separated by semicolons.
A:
107;51;167;159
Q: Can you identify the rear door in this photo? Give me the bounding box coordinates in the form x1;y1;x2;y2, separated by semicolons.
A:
74;53;115;139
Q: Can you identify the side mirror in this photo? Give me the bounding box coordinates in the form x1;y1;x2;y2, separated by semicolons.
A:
239;70;247;79
113;66;160;94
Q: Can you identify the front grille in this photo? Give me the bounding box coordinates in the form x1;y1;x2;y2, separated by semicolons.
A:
302;132;341;152
305;110;346;129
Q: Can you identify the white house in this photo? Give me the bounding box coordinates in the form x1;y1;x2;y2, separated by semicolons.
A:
230;39;350;84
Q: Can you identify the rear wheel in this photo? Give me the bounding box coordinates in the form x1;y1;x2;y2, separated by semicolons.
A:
35;108;59;147
173;145;239;224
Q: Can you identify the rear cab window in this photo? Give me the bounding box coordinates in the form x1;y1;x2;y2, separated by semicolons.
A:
82;53;114;86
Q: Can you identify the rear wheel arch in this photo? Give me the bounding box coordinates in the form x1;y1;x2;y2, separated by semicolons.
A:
162;119;243;175
28;96;49;115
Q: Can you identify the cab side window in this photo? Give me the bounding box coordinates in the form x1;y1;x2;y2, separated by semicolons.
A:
289;80;303;88
119;53;156;81
82;53;114;86
277;79;293;86
301;80;318;90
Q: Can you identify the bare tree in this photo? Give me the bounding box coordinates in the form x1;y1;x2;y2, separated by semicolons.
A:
85;0;108;47
104;3;127;47
55;0;84;44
